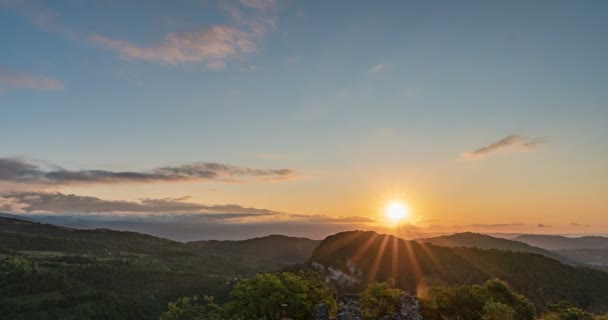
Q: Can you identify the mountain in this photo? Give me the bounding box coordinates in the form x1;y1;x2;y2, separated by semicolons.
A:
418;232;567;263
0;215;185;254
187;234;320;264
555;249;608;271
0;216;320;319
310;230;608;313
515;234;608;250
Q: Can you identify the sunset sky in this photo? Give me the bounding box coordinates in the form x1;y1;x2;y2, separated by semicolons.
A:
1;0;607;239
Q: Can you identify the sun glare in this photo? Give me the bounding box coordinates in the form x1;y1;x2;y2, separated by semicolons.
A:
385;201;410;224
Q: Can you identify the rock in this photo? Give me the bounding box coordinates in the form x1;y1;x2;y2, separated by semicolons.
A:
310;303;330;320
337;294;364;320
380;294;423;320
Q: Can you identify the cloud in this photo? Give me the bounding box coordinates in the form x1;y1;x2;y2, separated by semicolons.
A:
0;0;78;39
470;223;526;228
3;0;279;70
0;191;278;215
462;135;544;159
91;0;278;68
570;222;591;227
0;68;64;92
537;223;550;228
368;64;385;73
89;26;256;68
0;158;297;186
0;191;380;241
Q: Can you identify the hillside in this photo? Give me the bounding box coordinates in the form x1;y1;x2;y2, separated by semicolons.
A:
515;234;608;250
187;234;320;264
310;230;608;313
555;249;608;271
0;217;318;319
0;216;185;254
418;232;567;263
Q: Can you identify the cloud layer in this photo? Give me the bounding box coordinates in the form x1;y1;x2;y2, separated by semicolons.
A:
0;191;380;241
0;68;64;92
0;158;296;185
462;135;544;159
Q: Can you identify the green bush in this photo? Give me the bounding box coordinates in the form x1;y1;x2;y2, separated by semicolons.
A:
360;278;405;319
221;271;337;320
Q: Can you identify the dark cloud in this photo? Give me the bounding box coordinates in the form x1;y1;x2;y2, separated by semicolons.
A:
0;191;278;215
0;158;296;185
462;135;544;159
470;223;526;228
570;222;591;227
0;191;382;241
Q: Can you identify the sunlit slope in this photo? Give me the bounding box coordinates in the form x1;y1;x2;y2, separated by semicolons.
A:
310;230;608;313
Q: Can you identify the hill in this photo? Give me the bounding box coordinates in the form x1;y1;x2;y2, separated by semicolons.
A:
418;232;567;263
555;249;608;271
0;215;185;254
187;234;320;264
310;230;608;313
0;217;318;319
515;234;608;250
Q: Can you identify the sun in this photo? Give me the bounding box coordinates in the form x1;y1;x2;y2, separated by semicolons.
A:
385;201;410;224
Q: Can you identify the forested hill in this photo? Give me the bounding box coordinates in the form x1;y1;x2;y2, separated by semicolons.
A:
418;232;568;263
0;215;184;254
310;230;608;313
0;216;322;319
187;235;320;264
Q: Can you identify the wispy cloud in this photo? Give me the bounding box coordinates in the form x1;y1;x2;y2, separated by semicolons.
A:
0;68;64;92
89;27;256;68
0;0;78;39
2;0;279;70
368;64;386;73
462;135;545;159
91;0;278;69
0;158;297;186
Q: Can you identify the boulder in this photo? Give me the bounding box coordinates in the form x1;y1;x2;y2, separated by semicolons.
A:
310;303;330;320
380;294;423;320
337;294;364;320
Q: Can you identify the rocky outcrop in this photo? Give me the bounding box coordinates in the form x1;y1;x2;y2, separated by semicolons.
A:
310;303;330;320
311;293;421;320
337;294;364;320
380;294;423;320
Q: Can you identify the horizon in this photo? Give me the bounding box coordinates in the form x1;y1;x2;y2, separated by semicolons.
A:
1;0;607;240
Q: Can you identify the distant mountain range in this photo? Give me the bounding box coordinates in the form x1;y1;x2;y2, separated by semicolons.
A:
514;234;608;250
310;230;608;313
417;232;567;262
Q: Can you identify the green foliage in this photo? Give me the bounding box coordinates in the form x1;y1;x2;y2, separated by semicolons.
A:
540;302;595;320
160;296;220;320
221;271;337;320
483;302;516;320
360;278;405;319
420;279;535;320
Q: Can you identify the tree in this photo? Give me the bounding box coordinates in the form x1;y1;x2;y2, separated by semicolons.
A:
539;302;595;320
482;302;516;320
360;278;405;319
419;279;535;320
160;296;219;320
222;271;337;320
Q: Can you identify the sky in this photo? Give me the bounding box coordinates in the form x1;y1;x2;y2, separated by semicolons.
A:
1;0;607;240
